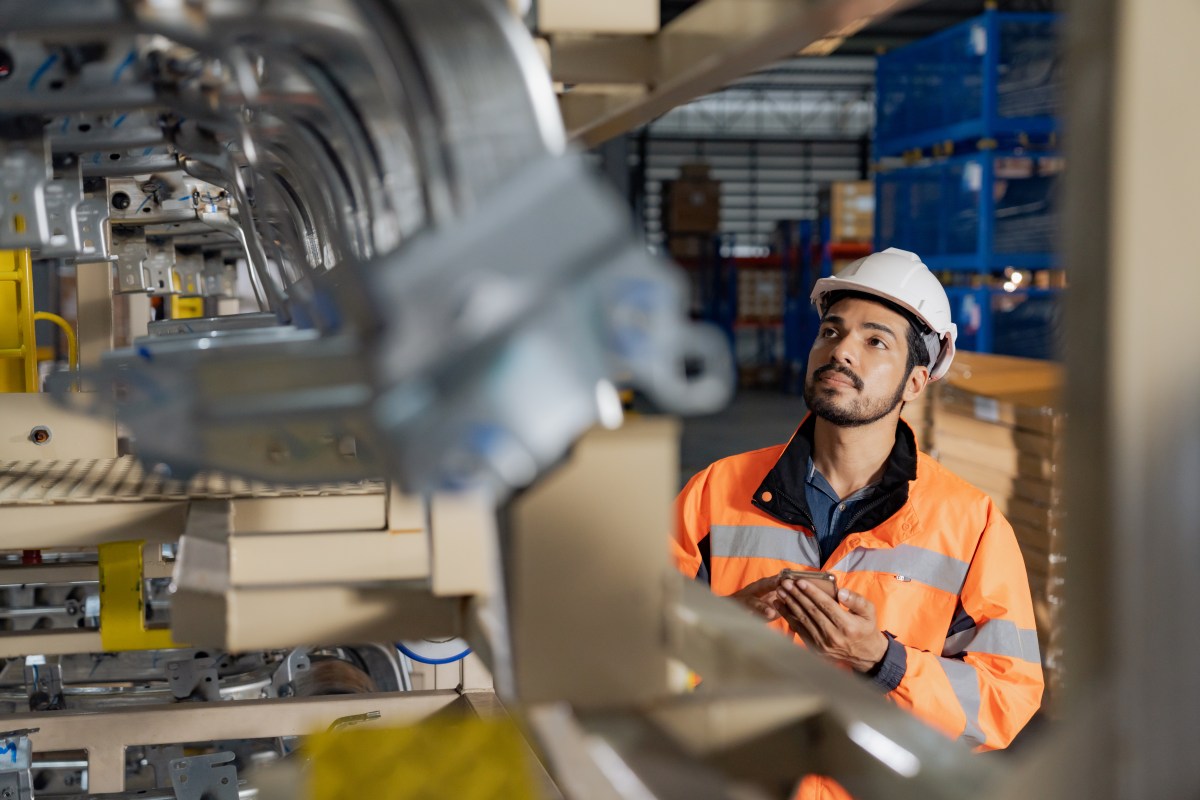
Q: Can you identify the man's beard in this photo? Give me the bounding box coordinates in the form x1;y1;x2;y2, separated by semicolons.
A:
803;364;908;428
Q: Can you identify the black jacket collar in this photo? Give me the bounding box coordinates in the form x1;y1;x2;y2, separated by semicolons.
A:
752;415;919;536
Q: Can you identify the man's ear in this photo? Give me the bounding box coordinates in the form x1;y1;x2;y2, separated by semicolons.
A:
903;365;930;403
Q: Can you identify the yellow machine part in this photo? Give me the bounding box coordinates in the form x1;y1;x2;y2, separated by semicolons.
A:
168;296;205;319
98;541;185;651
0;249;38;392
306;719;538;800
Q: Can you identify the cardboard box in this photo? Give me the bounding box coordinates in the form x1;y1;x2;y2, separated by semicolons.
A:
820;181;875;242
936;384;1064;437
664;178;721;234
942;352;1063;403
737;268;783;320
1008;496;1065;535
536;0;659;34
667;234;712;261
933;411;1060;459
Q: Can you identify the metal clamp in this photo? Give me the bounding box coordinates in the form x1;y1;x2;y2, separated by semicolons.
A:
270;647;312;698
22;656;63;711
0;733;34;800
168;752;239;800
166;656;221;702
143;744;185;788
0;139;51;250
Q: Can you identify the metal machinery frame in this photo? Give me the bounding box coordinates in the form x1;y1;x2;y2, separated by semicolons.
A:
0;0;1194;798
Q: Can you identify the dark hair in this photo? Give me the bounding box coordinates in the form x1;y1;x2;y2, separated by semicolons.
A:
820;289;931;377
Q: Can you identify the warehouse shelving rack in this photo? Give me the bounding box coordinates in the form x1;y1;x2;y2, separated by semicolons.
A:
872;8;1063;359
875;9;1060;158
874;148;1063;273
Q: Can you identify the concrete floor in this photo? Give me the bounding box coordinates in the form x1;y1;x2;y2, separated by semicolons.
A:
678;388;806;488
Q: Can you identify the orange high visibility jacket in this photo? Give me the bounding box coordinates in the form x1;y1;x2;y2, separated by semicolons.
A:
673;417;1043;797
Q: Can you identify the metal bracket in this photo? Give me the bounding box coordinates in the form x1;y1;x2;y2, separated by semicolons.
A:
201;254;237;298
270;647;312;698
0;139;51;250
73;196;112;262
166;656;221;702
22;655;63;711
143;744;185;788
112;229;151;293
168;752;238;800
174;249;205;296
39;163;87;258
143;241;179;294
0;734;34;800
0;143;106;260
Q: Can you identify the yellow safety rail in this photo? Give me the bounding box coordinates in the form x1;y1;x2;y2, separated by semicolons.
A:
32;312;78;373
0;249;37;392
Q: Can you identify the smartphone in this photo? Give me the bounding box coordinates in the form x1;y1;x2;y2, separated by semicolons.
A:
779;569;839;601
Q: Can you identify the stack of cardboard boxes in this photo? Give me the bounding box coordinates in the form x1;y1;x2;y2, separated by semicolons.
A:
664;163;721;261
900;385;935;456
927;352;1067;710
736;268;783;323
820;180;875;245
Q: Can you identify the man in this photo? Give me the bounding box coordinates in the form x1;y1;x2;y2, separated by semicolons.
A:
672;248;1043;797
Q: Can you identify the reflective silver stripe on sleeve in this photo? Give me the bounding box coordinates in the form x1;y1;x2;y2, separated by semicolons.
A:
709;525;821;568
830;544;970;594
943;619;1041;663
942;626;976;657
936;658;987;747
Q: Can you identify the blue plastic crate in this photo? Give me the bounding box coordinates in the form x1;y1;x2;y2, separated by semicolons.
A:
875;150;1062;272
875;10;1060;156
946;286;1062;360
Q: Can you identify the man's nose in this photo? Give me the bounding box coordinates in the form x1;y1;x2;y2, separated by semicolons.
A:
828;337;857;366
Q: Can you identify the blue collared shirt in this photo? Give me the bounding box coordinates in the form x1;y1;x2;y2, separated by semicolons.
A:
803;457;881;565
803;457;906;691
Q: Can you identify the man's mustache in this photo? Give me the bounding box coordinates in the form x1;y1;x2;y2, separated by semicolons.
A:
812;364;864;391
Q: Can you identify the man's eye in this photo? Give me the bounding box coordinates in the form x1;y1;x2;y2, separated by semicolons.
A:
820;328;838;338
869;337;887;349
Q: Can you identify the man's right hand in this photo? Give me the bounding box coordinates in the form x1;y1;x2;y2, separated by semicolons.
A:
730;574;785;621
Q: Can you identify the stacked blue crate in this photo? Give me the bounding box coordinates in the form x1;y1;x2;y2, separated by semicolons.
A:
945;286;1063;361
875;150;1063;272
873;9;1063;358
875;10;1060;157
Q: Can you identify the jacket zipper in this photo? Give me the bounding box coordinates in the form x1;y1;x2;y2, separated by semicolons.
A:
841;490;896;539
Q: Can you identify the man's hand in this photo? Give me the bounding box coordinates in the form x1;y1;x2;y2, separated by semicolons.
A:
730;574;786;621
776;578;888;673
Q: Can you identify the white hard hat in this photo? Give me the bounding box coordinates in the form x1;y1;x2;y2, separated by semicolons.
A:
810;247;957;380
